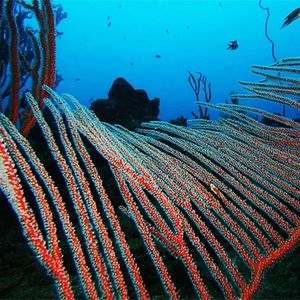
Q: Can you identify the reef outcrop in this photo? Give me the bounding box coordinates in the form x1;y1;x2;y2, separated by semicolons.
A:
90;78;160;130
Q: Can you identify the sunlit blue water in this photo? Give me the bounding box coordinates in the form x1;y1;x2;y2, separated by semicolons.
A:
54;0;300;121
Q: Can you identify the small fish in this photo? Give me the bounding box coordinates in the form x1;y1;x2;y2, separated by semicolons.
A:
107;16;110;21
88;97;94;103
130;62;134;66
209;183;222;198
227;40;238;50
74;78;80;81
165;29;169;34
155;54;161;59
56;31;63;39
107;21;111;27
281;7;300;28
186;25;190;29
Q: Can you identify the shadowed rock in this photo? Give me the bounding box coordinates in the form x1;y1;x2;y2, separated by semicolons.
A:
90;78;160;130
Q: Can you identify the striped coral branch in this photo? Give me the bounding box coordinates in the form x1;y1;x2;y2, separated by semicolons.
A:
0;134;74;299
0;114;98;299
25;93;114;298
1;56;300;299
46;89;150;299
5;0;20;124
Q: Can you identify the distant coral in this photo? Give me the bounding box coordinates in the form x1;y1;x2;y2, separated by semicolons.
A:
90;78;160;130
170;115;187;126
188;71;211;120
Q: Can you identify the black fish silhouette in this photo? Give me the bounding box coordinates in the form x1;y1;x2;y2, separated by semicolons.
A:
282;8;300;28
227;40;238;50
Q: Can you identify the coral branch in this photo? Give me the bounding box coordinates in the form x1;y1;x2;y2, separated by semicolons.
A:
0;135;74;300
1;57;300;299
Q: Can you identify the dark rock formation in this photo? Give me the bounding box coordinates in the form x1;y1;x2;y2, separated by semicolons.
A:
170;115;187;126
90;78;160;130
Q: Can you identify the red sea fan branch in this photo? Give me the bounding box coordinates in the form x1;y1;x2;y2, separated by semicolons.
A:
5;0;20;124
0;57;300;299
0;135;74;300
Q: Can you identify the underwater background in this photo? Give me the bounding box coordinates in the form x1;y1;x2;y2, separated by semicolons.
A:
1;0;300;299
52;0;300;121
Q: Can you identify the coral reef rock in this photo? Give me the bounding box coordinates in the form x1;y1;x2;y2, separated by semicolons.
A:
90;77;160;129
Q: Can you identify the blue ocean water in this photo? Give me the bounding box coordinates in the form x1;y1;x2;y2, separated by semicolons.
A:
53;0;300;121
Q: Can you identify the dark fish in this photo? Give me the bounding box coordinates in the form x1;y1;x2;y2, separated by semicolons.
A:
165;29;169;34
219;2;223;8
282;7;300;28
130;62;134;66
56;31;63;39
75;78;80;81
186;25;190;29
227;40;238;50
108;21;111;27
155;54;161;58
107;16;110;21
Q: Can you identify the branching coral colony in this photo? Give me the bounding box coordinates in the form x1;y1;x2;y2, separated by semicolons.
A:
1;0;300;299
0;0;66;136
1;58;300;299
